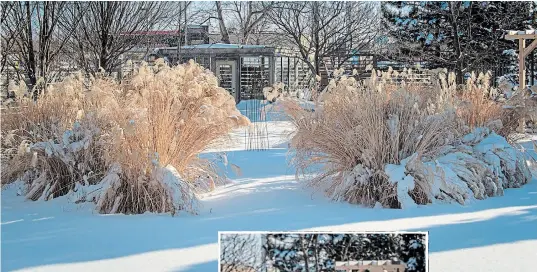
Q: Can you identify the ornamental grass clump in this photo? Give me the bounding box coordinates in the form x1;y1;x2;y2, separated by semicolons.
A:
284;68;531;208
1;73;111;200
1;60;249;215
95;60;249;214
285;71;462;208
455;72;503;130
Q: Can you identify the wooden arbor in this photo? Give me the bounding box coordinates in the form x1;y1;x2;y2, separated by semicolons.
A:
505;30;537;89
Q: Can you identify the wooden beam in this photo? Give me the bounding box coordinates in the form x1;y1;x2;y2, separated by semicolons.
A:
505;34;537;40
523;39;537;58
520;38;526;89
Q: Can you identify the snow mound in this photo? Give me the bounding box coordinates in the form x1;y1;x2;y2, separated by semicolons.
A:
89;164;199;215
156;165;199;213
386;156;417;209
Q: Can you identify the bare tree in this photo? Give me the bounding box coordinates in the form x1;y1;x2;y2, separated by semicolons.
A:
1;2;22;92
227;1;274;44
266;1;380;76
1;2;16;76
70;1;174;75
200;1;274;45
220;233;263;272
1;1;81;93
173;2;214;63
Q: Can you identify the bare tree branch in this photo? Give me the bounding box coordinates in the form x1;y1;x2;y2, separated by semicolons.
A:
70;1;176;75
220;233;263;272
2;1;82;96
266;1;380;77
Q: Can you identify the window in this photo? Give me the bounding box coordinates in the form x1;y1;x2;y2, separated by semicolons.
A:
351;270;359;272
274;57;282;83
281;57;289;86
240;56;269;100
296;59;313;88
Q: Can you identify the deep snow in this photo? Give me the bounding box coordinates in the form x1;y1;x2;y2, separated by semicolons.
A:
1;123;536;272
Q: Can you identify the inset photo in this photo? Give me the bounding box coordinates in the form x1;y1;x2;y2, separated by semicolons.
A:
219;231;428;272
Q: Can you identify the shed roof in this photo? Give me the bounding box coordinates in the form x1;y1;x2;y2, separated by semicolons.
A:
155;43;278;56
178;43;272;50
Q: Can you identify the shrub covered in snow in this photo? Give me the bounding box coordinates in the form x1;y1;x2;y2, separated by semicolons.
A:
388;128;531;206
284;68;532;208
1;74;110;201
1;60;249;215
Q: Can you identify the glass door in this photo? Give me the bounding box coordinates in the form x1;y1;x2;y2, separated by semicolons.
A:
215;61;237;101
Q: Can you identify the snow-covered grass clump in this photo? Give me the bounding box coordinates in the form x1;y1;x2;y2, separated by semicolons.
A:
1;60;249;215
386;128;531;207
284;68;533;208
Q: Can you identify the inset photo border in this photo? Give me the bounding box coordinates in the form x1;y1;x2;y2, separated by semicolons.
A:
219;231;428;272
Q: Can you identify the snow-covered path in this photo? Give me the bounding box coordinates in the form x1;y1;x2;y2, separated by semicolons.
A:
2;126;537;272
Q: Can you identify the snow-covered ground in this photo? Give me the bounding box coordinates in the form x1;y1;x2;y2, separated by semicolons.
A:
204;121;294;153
1;122;536;272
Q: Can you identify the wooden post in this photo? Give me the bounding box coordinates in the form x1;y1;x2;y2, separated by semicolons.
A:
530;52;535;86
505;31;537;89
519;38;526;90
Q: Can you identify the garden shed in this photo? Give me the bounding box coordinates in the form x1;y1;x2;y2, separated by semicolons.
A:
150;44;313;103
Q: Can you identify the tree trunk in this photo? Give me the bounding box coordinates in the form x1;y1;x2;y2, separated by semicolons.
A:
216;2;230;44
99;48;107;72
25;1;37;89
98;2;110;73
300;235;310;272
450;2;464;84
99;27;109;72
38;2;49;87
313;236;319;272
342;238;352;261
312;2;321;83
314;54;320;77
176;2;184;64
243;32;249;45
